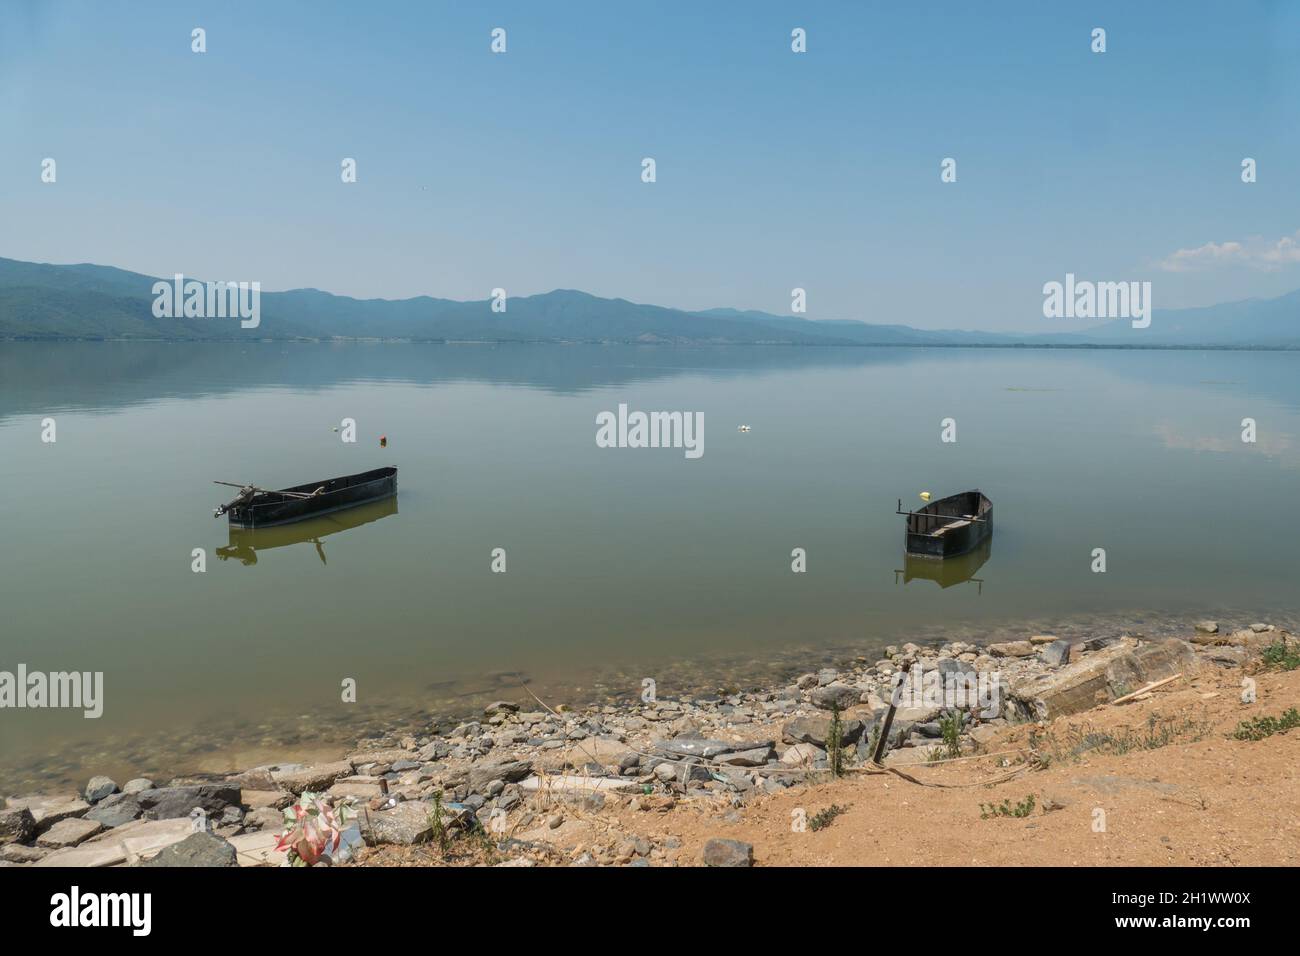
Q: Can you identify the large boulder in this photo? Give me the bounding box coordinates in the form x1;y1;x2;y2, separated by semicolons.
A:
467;759;533;792
782;715;864;748
1010;639;1196;720
137;831;238;867
84;793;142;828
360;801;440;846
1037;640;1073;668
809;683;862;711
780;743;824;766
0;807;36;846
136;784;241;820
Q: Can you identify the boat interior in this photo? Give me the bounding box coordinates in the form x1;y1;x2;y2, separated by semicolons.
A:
907;490;989;538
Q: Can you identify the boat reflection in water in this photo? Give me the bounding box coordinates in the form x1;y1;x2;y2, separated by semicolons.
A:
216;496;399;566
895;538;991;593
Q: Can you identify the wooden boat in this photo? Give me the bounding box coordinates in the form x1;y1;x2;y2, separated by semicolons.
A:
214;466;397;529
897;489;992;559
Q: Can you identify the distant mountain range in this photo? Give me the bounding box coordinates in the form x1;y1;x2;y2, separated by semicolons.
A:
2;256;1298;347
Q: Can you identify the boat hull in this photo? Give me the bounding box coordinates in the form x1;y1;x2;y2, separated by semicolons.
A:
226;466;397;529
904;489;992;559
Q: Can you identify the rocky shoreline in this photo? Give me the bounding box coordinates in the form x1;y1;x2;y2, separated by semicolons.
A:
1;618;1291;868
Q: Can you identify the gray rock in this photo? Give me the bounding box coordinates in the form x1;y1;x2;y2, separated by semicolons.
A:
0;807;36;845
121;778;155;795
467;759;533;792
780;743;824;765
1194;620;1219;634
83;776;119;804
702;838;753;867
677;762;713;785
84;793;142;828
935;658;976;677
361;800;436;846
136;784;241;820
810;683;861;711
484;700;519;715
417;740;452;761
138;831;238;867
782;715;864;748
1038;639;1073;667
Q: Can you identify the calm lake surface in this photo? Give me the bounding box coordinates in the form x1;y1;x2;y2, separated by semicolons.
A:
3;342;1299;787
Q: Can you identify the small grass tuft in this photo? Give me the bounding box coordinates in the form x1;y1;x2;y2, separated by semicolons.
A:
1232;707;1300;741
1261;640;1300;671
980;794;1036;819
808;804;850;831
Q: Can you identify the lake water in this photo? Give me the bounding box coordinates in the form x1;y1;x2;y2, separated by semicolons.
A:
2;342;1298;788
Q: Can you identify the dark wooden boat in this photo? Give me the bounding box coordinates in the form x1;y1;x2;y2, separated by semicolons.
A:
897;489;992;559
215;466;397;529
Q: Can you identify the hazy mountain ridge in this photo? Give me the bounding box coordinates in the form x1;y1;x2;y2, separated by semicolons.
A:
1;257;1298;346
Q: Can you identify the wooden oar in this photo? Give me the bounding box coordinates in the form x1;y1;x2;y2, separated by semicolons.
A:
213;480;317;500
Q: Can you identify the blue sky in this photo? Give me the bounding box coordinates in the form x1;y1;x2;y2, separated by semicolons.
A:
2;0;1299;330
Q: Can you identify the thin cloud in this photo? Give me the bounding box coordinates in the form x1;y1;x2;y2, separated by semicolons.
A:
1158;231;1300;272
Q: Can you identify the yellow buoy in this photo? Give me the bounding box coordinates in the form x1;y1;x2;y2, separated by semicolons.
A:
919;491;932;501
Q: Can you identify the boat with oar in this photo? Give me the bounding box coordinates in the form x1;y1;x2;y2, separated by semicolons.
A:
214;466;398;529
896;489;992;559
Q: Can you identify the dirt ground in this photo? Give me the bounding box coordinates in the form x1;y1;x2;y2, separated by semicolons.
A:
364;662;1299;867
